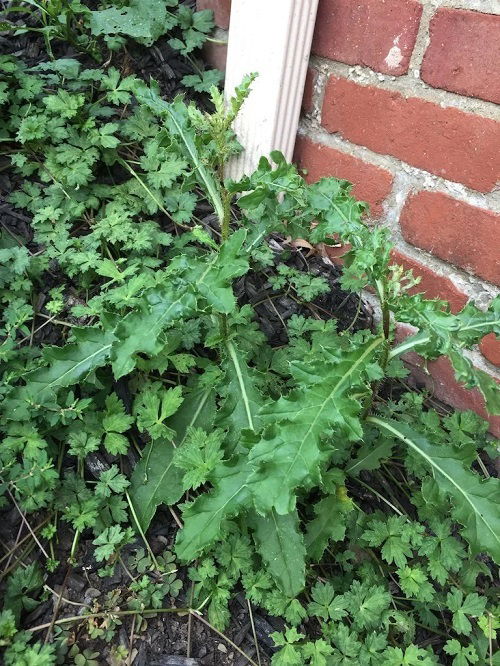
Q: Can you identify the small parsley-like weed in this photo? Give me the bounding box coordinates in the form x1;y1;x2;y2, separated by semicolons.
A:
0;9;499;665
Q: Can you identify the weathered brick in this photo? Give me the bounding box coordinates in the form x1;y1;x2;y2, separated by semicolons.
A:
414;356;500;438
294;135;393;217
480;333;500;367
390;249;468;314
421;9;500;105
196;0;231;29
321;76;500;192
397;324;500;437
312;0;422;76
399;191;500;286
302;68;317;114
202;41;227;72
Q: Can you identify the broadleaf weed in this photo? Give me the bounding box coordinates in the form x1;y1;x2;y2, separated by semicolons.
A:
0;8;499;665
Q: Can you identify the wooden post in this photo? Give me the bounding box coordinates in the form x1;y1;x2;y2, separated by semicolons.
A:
224;0;319;179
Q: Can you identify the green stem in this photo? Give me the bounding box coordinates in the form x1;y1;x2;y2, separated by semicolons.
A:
355;478;405;516
220;190;232;243
28;607;191;633
69;530;80;563
375;278;392;365
361;280;391;418
388;334;431;360
218;313;229;341
125;491;161;571
206;37;228;45
216;160;232;340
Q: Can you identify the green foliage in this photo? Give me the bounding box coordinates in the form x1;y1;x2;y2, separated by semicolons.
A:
135;385;184;440
2;0;221;91
446;589;487;635
307;582;348;622
174;427;225;490
69;645;100;666
251;510;306;598
444;640;479;666
305;490;353;561
3;564;44;624
88;0;180;48
369;417;500;562
128;438;183;533
269;263;330;301
1;23;499;665
362;515;425;568
92;525;134;562
4;634;56;666
0;611;17;647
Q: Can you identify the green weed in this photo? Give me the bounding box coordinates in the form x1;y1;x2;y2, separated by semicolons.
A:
0;16;499;666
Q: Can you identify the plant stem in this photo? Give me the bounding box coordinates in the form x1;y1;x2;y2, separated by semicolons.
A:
206;37;228;45
6;488;49;559
247;599;262;666
220;190;232;243
355;478;405;517
37;313;76;327
361;278;392;418
190;611;259;666
375;278;392;366
27;607;191;633
0;540;36;584
69;530;80;563
0;517;49;566
125;491;161;571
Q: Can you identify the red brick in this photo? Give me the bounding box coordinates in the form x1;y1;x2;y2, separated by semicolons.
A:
421;9;500;105
390;249;468;314
321;76;500;192
196;0;231;29
202;41;227;72
399;191;500;286
302;68;317;114
312;0;422;76
396;324;500;437
294;135;393;217
480;333;500;367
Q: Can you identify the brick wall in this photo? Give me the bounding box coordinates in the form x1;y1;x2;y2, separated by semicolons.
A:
298;0;500;433
197;0;231;70
199;0;500;433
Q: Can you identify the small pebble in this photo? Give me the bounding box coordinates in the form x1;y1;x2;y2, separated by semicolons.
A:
83;587;101;603
67;573;86;593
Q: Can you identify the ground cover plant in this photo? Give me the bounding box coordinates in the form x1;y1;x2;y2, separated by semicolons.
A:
0;3;499;664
